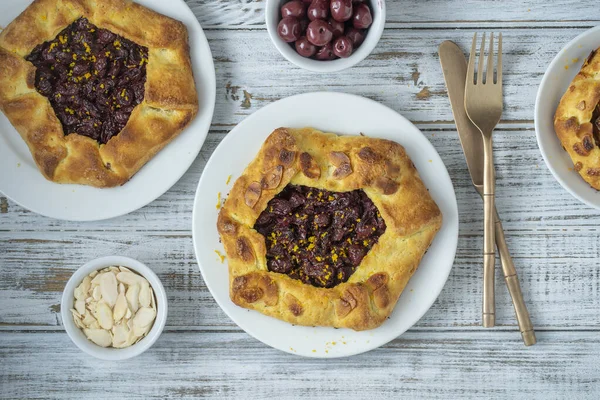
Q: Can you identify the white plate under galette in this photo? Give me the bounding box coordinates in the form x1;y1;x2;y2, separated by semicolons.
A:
192;92;459;358
0;0;216;221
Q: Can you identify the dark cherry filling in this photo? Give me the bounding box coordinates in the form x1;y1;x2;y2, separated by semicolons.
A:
254;185;386;288
26;17;148;145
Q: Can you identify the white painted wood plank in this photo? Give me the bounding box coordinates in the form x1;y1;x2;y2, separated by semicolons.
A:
0;228;597;330
1;331;599;399
184;0;600;28
200;28;589;127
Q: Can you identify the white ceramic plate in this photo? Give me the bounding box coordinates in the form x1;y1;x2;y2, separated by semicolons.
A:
192;92;459;358
0;0;216;221
535;26;600;210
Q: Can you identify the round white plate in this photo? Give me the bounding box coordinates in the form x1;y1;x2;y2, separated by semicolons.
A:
535;26;600;210
0;0;216;221
192;92;459;358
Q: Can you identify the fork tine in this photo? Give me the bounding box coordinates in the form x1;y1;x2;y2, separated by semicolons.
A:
477;33;486;84
467;33;477;85
486;33;495;84
497;33;503;86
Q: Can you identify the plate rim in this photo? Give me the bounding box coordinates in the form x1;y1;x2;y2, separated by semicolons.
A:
534;25;600;211
192;91;459;358
0;0;216;221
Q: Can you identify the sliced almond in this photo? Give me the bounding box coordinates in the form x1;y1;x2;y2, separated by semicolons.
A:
82;311;97;327
118;283;125;294
126;284;140;313
100;272;118;307
92;286;101;301
74;277;91;300
95;302;114;330
117;271;143;286
125;307;132;320
88;270;98;279
133;320;152;339
75;299;86;316
112;323;130;348
139;284;151;308
119;266;132;273
244;181;262;208
70;308;82;320
73;316;85;329
329;151;350;167
332;162;352;179
89;321;101;330
132;307;156;329
86;300;97;313
261;165;283;190
113;292;128;322
150;288;156;311
300;152;320;179
84;328;112;347
108;266;120;274
85;296;93;304
91;272;104;286
124;327;140;347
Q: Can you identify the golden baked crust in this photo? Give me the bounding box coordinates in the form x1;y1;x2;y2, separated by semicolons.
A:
217;128;442;331
555;48;600;189
0;0;198;187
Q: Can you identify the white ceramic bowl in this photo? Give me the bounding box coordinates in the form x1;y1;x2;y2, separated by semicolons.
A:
61;256;168;360
265;0;385;72
535;25;600;210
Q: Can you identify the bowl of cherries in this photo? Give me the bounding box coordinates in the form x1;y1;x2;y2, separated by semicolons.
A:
266;0;385;72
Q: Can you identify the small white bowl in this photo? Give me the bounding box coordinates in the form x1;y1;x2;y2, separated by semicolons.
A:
535;25;600;210
265;0;385;72
61;256;168;360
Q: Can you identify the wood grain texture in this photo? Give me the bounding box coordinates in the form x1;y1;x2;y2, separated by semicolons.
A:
185;0;600;28
1;0;600;397
1;331;600;399
203;28;592;127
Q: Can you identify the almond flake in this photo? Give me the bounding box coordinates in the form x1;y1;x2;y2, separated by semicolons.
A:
75;299;86;315
113;293;127;322
84;328;112;347
126;284;140;313
100;272;118;307
132;307;156;329
95;302;113;330
139;284;151;308
117;271;143;286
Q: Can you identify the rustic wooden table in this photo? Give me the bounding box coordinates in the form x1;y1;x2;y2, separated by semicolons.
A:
1;0;600;398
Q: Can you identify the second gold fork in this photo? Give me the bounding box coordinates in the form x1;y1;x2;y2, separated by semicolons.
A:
464;33;503;328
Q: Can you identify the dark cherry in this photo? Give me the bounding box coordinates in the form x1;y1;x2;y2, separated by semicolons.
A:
281;0;306;19
328;18;344;38
314;42;336;60
345;27;366;47
352;3;372;29
332;35;353;58
330;0;353;22
307;0;329;21
277;17;302;42
306;19;333;46
295;36;317;57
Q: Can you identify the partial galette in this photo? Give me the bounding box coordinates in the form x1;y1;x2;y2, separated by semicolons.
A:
0;0;198;187
555;48;600;190
217;128;442;331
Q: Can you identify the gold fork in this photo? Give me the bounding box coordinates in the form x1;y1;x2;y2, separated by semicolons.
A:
464;32;503;328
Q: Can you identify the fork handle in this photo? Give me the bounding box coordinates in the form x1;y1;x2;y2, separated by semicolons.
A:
482;134;495;328
494;214;536;345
